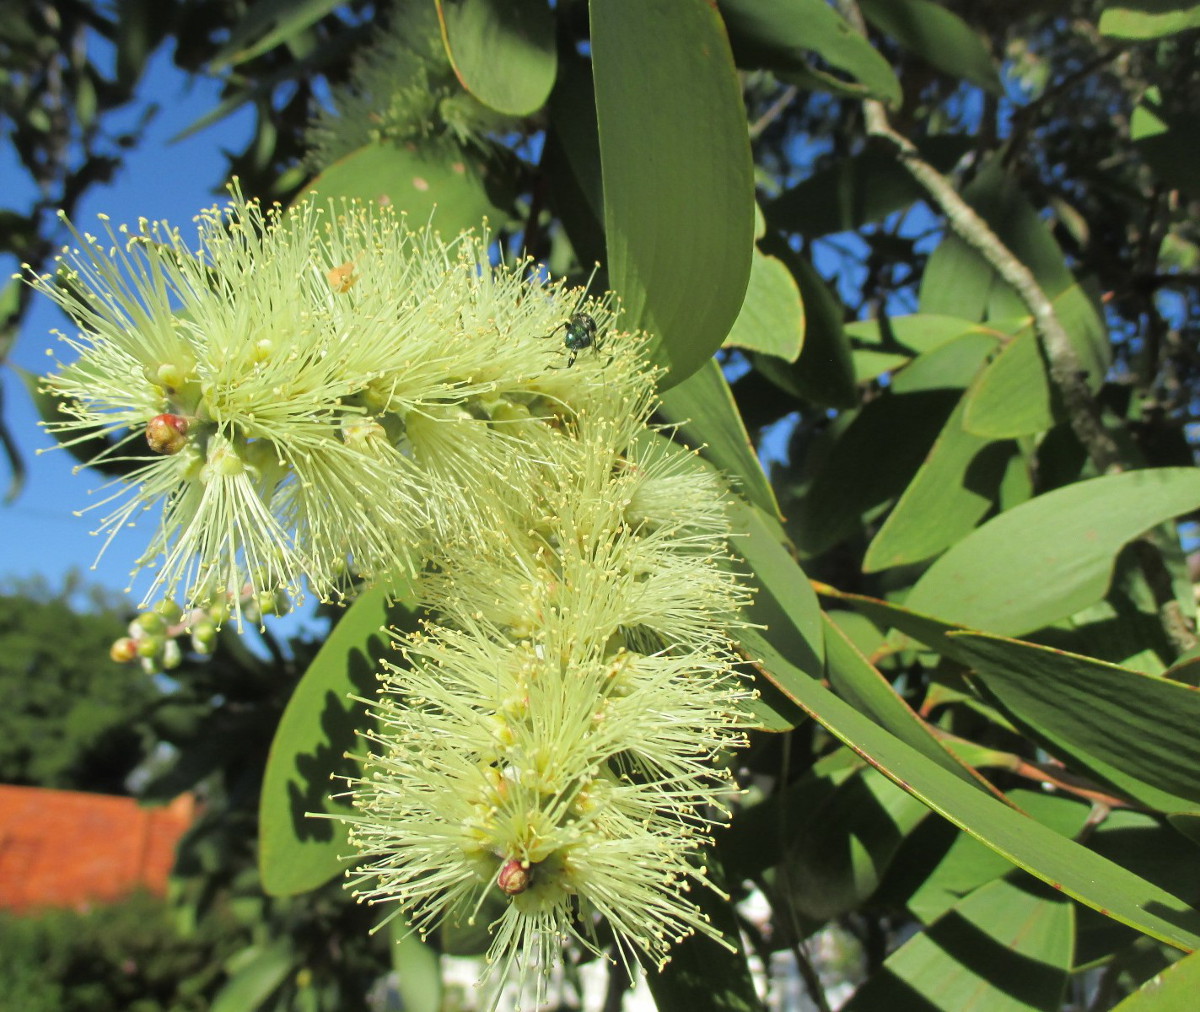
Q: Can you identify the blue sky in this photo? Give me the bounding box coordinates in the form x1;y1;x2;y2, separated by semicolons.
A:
2;48;254;601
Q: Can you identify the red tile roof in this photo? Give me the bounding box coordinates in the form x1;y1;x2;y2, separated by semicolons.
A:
0;785;194;913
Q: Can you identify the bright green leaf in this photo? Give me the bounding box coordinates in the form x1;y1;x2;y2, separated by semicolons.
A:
592;0;755;386
436;0;556;116
259;578;418;897
1113;947;1200;1009
1099;2;1200;39
905;468;1200;635
301;142;509;236
723;246;806;362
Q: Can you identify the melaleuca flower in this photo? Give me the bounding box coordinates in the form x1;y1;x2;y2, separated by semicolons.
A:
341;411;754;1003
27;189;641;618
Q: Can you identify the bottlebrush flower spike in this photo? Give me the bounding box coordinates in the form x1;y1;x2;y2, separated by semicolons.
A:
342;412;754;1004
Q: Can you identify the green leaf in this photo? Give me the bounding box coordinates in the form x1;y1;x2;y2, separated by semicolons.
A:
919;161;1111;413
905;468;1200;636
844;877;1072;1012
756;242;859;409
723;228;806;362
210;939;296;1012
1099;2;1200;39
592;0;755;386
730;501;823;676
779;763;932;921
1131;89;1200;196
845;313;996;384
820;618;999;792
644;860;764;1012
864;394;1016;572
1113;947;1200;1009
211;0;341;68
301;142;510;236
393;928;443;1012
791;388;963;557
905;790;1087;925
860;0;1002;94
751;643;1200;952
767;137;972;238
719;0;902;108
962;286;1109;438
436;0;556;116
259;578;419;897
949;631;1200;812
657;359;781;519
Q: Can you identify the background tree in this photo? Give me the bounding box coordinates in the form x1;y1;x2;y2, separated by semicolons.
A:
0;574;153;792
4;0;1200;1010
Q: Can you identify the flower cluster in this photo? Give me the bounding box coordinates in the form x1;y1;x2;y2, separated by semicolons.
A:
344;414;753;1001
28;192;630;618
29;189;754;999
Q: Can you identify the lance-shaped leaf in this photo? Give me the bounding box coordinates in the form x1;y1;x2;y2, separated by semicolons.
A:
949;631;1200;813
905;467;1200;635
752;643;1200;952
592;0;754;386
844;877;1073;1012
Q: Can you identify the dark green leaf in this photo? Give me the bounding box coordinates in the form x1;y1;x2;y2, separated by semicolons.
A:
644;859;764;1012
820;619;999;792
752;643;1200;952
719;0;902;107
767;137;972;238
860;0;1002;94
592;0;755;386
949;631;1200;812
757;243;859;409
729;500;823;678
211;0;341;68
657;359;780;519
864;394;1016;572
844;877;1072;1012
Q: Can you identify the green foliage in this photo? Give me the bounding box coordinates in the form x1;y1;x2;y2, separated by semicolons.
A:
0;578;154;792
7;0;1200;1008
0;891;240;1012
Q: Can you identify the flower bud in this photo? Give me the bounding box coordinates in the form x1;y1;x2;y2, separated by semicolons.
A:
110;637;138;663
497;858;533;896
145;413;190;455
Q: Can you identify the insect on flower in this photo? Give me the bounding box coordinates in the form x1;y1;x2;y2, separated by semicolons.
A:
542;311;603;368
